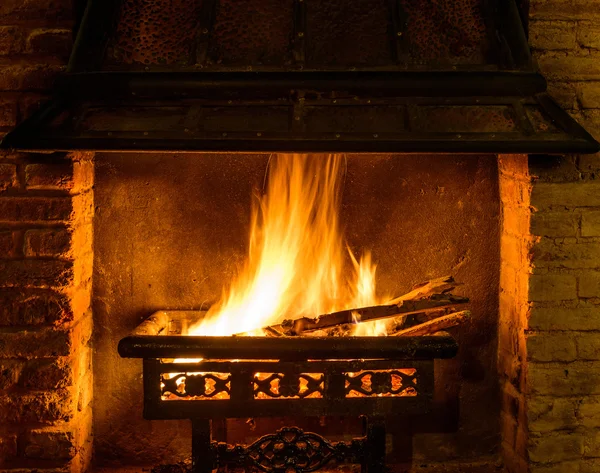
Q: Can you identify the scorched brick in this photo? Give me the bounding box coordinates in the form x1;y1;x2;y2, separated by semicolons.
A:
0;326;71;358
0;197;72;222
0;259;73;288
0;288;71;326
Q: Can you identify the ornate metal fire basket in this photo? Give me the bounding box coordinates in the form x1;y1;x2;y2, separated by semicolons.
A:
118;311;458;473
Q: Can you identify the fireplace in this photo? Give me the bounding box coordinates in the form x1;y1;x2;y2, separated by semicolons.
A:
1;1;600;473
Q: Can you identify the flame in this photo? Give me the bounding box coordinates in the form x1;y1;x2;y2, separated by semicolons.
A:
187;153;386;337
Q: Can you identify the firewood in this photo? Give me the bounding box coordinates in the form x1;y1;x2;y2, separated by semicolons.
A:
387;275;461;305
236;293;469;337
387;307;456;333
392;310;471;337
263;326;285;337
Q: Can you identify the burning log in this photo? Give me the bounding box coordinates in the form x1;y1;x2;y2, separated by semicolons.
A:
237;293;469;337
393;310;471;337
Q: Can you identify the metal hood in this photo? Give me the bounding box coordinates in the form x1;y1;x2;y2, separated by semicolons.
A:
2;0;598;154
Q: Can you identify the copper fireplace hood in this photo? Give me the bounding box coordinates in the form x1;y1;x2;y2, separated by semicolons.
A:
1;0;598;154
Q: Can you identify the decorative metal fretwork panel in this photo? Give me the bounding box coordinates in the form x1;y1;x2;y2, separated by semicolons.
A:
344;369;418;398
161;372;231;400
254;373;324;399
213;426;364;473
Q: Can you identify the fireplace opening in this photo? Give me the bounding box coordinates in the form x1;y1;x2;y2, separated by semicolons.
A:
95;152;501;471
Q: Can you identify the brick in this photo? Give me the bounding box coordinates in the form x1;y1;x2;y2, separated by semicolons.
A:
0;390;73;423
579;397;600;427
0;434;17;465
528;396;578;432
527;332;577;362
24;228;71;258
502;206;530;238
0;64;63;92
0;163;17;191
577;82;600;109
530;306;600;331
0;100;17;128
530;463;582;473
537;51;600;81
532;239;600;269
25;162;74;190
531;182;600;210
529;274;577;301
528;361;600;395
23;428;77;460
501;234;526;269
0;289;71;326
529;154;581;183
0;197;72;222
0;0;73;22
0;26;24;55
530;0;600;20
77;369;92;412
578;23;600;50
20;358;71;389
580;154;600;173
0;327;71;358
499;172;530;205
584;430;600;457
26;28;72;58
548;82;578;110
0;231;15;257
582;109;600;141
500;263;517;297
582;459;600;473
528;432;584;463
530;20;577;50
498;153;529;177
577;334;600;360
582;210;600;237
0;259;73;288
0;359;22;390
531;211;579;237
580;272;600;298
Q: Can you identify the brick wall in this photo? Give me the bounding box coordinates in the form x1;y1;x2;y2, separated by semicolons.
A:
499;2;600;472
0;1;95;471
0;153;94;471
530;0;600;140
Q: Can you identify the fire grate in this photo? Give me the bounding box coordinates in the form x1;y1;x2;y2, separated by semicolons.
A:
119;310;458;473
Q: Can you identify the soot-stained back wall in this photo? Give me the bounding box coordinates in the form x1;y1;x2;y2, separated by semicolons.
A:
93;153;500;466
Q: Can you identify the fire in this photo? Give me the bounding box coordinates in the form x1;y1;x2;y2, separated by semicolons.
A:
187;153;386;337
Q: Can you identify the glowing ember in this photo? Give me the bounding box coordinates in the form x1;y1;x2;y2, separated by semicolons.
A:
187;153;387;337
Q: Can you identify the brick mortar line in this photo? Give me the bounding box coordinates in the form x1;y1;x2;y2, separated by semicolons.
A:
0;190;88;198
0;222;73;230
0;256;74;262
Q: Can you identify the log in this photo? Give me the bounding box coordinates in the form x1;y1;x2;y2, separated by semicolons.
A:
387;275;461;305
318;308;455;337
236;293;469;337
393;310;471;337
387;307;456;333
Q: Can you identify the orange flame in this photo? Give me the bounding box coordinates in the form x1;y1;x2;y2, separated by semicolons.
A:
187;153;386;337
